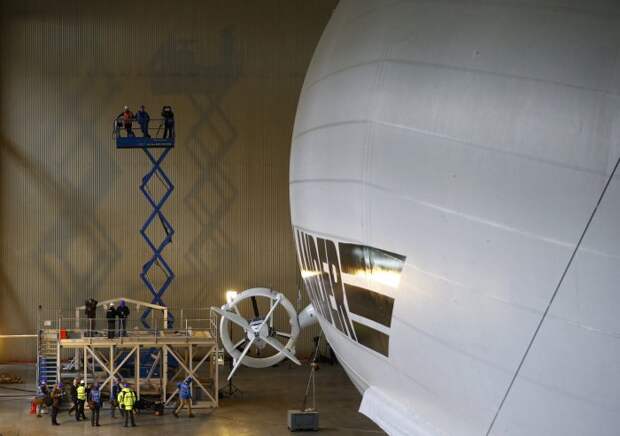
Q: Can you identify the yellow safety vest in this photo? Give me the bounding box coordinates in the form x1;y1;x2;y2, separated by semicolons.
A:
77;385;86;400
118;388;136;410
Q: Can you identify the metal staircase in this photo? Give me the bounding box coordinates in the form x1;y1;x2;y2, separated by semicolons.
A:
37;330;58;385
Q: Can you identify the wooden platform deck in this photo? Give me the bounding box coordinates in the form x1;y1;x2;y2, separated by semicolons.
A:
57;330;215;348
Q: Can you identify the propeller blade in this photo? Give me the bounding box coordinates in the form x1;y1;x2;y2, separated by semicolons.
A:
275;331;291;338
212;307;250;330
257;295;281;332
228;336;256;380
269;297;274;329
251;296;260;319
263;336;301;365
233;339;246;350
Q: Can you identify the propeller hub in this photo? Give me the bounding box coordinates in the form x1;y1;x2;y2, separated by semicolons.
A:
248;319;269;349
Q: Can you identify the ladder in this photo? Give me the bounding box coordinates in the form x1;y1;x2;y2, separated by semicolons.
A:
37;330;58;385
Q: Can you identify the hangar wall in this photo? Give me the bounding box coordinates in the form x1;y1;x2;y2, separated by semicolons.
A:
0;0;337;361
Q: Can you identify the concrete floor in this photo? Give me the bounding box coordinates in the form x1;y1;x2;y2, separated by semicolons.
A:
0;363;384;436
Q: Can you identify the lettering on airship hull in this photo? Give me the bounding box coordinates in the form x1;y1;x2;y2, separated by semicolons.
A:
294;229;406;357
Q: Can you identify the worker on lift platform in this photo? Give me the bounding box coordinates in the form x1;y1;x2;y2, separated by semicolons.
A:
116;106;135;137
136;105;150;138
162;105;175;139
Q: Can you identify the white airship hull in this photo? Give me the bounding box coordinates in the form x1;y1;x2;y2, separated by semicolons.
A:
290;1;620;435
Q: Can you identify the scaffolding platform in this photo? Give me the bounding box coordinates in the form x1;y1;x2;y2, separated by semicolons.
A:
37;298;218;410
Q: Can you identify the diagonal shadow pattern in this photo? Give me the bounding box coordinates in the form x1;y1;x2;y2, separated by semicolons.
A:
149;28;240;303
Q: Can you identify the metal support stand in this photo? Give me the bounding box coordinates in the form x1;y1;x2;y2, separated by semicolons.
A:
219;322;242;398
139;147;175;327
116;127;176;328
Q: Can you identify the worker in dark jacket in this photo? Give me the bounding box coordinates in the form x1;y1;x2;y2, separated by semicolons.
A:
88;382;102;427
117;300;130;337
161;105;174;139
84;298;98;337
50;383;63;426
111;378;122;418
136;105;150;138
106;303;117;339
68;378;79;416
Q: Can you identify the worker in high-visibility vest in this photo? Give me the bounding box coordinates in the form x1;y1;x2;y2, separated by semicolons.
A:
75;380;87;421
117;383;137;427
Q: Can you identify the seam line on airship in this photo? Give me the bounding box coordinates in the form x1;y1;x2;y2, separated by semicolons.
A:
301;57;620;99
340;0;620;24
293;118;615;179
291;178;619;261
485;155;620;435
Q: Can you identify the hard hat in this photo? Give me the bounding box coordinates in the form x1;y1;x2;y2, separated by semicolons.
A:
80;380;85;384
58;383;64;388
124;105;129;110
109;302;114;306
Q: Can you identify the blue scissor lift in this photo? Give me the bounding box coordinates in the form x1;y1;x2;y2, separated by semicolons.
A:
114;117;176;329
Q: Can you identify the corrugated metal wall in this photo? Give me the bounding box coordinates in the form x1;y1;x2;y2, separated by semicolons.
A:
0;0;336;361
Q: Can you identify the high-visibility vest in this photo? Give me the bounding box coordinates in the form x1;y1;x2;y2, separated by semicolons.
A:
77;385;86;401
118;388;136;410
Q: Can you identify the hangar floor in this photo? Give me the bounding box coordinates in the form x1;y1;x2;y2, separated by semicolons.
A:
0;362;384;436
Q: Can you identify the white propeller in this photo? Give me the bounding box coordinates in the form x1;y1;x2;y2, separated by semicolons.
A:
227;294;284;380
213;288;307;379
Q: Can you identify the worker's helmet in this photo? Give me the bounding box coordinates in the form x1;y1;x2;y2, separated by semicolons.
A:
124;105;129;110
109;302;114;306
58;383;63;388
80;380;85;385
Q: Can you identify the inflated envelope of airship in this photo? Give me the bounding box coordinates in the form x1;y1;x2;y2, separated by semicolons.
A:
290;1;620;435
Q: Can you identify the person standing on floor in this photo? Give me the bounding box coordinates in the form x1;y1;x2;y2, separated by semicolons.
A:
173;377;194;418
117;300;130;337
117;383;137;427
106;302;117;339
50;382;63;426
111;378;122;419
68;378;79;416
35;381;49;417
88;382;102;427
76;380;87;421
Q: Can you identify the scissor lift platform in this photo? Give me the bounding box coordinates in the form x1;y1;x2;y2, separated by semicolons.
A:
116;137;174;149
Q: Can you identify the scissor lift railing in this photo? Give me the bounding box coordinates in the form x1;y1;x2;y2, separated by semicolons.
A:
115;118;176;328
